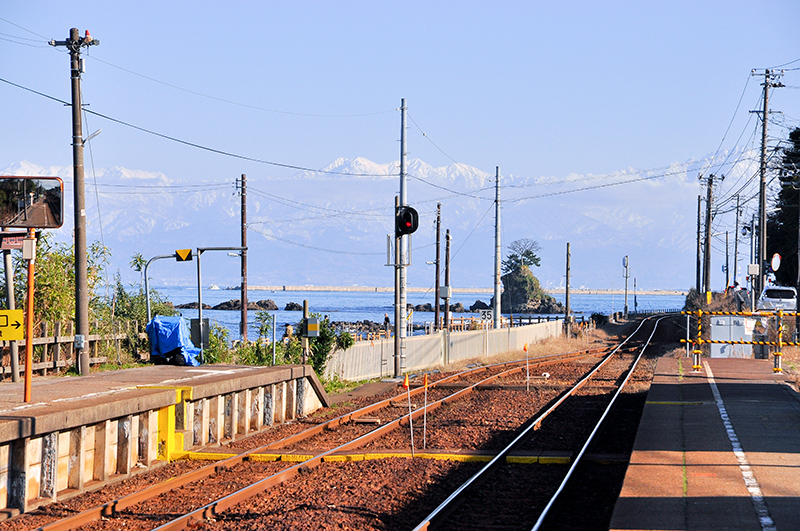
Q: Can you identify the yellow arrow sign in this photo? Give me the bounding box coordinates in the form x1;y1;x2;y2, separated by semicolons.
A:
0;310;24;341
175;249;193;261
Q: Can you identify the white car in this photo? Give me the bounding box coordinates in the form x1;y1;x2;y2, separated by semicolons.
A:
756;286;797;311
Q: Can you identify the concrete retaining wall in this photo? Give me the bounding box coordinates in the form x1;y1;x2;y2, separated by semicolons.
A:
324;321;561;380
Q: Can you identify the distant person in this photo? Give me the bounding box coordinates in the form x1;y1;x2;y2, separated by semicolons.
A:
384;313;391;336
283;323;294;344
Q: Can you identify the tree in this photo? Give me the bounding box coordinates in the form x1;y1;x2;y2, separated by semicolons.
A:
767;127;800;287
501;238;541;274
130;252;146;290
498;238;561;313
2;233;109;324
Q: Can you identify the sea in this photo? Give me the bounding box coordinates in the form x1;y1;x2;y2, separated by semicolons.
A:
154;286;686;341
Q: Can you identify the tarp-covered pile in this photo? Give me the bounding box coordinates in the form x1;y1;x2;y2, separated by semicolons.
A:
146;315;201;366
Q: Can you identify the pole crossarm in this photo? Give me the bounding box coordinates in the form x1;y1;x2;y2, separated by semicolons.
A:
198;246;247;253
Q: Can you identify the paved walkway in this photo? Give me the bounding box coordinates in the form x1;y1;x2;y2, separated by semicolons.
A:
610;357;800;530
0;364;323;441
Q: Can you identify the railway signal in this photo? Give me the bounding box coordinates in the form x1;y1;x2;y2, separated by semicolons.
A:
395;205;419;236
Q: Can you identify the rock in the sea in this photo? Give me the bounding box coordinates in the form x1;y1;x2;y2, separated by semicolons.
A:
255;299;278;310
449;302;466;313
470;300;491;311
175;302;212;310
212;299;240;310
284;302;303;311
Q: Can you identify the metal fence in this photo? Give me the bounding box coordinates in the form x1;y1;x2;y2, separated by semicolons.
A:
0;320;146;378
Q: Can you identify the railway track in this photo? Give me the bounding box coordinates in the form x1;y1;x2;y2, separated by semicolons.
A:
414;316;666;530
2;324;672;531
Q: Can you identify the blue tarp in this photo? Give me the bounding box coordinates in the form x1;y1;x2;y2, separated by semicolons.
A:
146;316;201;366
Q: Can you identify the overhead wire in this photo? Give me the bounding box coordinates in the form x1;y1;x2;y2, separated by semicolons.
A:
0;76;397;178
0;16;49;40
85;53;397;119
82;97;112;299
699;74;752;177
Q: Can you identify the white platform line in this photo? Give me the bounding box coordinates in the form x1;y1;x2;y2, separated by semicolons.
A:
704;361;776;531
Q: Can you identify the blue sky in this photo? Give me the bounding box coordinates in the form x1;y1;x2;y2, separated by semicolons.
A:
1;1;799;290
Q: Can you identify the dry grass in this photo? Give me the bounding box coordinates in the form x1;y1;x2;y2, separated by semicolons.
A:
426;333;606;373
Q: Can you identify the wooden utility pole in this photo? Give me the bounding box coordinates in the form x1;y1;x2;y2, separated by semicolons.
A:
753;69;784;295
3;229;19;382
239;174;248;342
565;242;571;335
50;28;99;376
703;174;716;296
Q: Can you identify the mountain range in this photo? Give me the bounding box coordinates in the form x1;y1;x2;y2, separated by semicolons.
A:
1;154;746;293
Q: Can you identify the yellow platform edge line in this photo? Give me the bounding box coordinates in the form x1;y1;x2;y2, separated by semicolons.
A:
182;452;238;461
177;451;568;464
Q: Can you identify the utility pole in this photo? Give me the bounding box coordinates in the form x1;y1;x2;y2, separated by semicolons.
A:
725;231;730;288
752;68;784;296
50;28;99;376
493;167;501;329
434;203;441;331
393;98;409;378
444;229;451;331
702;174;718;297
565;243;571;335
696;194;702;292
785;167;800;338
302;300;309;365
238;174;248;342
3;229;19;382
623;255;630;318
393;196;400;376
734;195;740;285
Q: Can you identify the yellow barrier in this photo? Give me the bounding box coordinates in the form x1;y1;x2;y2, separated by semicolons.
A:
681;309;791;373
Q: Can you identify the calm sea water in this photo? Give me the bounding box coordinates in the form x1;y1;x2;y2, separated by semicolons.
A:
154;286;686;340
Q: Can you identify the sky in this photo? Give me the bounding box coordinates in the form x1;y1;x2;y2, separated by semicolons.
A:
1;1;799;292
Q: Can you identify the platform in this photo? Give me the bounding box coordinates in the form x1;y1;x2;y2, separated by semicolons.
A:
0;364;328;517
610;357;800;530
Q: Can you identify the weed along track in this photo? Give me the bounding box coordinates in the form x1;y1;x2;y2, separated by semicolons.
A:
0;324;672;531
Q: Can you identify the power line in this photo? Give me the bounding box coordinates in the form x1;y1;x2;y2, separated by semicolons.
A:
86;53;397;119
699;74;752;177
0;76;396;178
248;186;386;217
503;168;689;202
0;16;49;40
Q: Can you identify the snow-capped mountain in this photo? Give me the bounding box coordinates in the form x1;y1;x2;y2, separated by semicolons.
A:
0;154;744;291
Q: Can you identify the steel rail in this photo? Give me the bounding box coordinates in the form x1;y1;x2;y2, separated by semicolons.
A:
531;316;665;530
36;346;609;531
151;361;554;530
411;319;652;531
